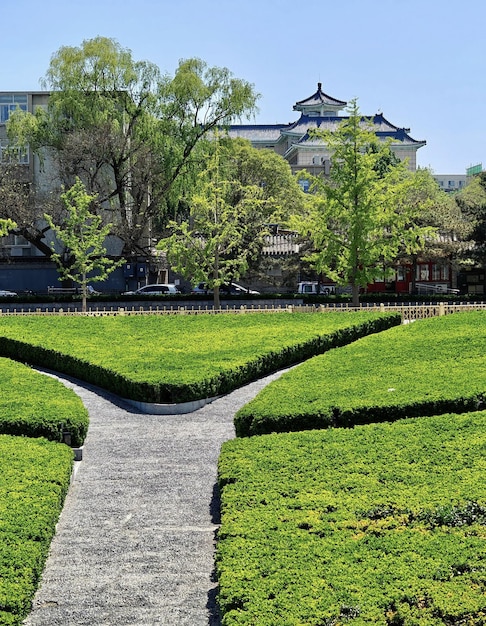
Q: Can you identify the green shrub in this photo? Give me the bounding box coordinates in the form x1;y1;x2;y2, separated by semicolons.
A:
235;311;486;436
0;435;73;625
0;358;88;446
0;312;400;403
217;411;486;625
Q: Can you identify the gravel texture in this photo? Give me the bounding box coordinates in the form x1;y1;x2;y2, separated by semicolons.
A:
24;370;286;626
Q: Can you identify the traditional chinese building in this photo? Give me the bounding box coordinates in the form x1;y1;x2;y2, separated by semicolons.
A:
228;83;426;174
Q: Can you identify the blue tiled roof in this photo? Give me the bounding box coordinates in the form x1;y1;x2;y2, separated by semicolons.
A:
227;110;425;148
229;108;426;147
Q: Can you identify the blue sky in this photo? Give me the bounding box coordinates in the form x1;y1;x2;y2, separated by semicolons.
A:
4;0;485;174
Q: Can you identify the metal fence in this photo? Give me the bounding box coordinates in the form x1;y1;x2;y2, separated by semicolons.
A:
0;301;485;321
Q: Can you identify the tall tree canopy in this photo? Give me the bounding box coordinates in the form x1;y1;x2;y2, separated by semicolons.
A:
293;100;434;305
160;137;303;308
7;37;259;258
455;172;486;267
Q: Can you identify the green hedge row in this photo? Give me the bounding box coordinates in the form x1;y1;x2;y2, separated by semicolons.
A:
0;435;73;625
235;312;486;436
217;410;486;625
0;313;401;404
0;357;89;447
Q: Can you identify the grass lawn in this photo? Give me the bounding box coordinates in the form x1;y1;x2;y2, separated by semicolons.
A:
0;435;73;626
0;358;86;624
236;311;486;435
218;410;486;625
0;312;398;402
0;357;89;446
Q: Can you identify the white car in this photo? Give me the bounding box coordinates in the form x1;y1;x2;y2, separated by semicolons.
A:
0;289;17;297
123;284;180;296
191;282;259;295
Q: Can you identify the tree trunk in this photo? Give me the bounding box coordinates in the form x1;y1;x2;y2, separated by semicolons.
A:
213;285;221;310
351;283;360;307
81;272;87;314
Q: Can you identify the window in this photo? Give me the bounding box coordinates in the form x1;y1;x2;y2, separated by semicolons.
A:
0;94;28;123
432;264;449;281
0;140;28;165
14;235;30;247
448;180;455;187
417;264;430;281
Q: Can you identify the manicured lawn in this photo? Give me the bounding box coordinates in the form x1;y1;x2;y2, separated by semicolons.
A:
0;435;73;626
236;311;486;436
0;358;85;624
0;357;88;446
218;410;486;625
0;312;399;402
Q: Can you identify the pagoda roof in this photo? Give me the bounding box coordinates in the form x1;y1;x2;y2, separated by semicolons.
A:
293;83;347;112
226;113;426;149
281;113;425;146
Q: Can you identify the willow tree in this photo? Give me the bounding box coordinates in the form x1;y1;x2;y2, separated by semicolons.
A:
294;100;433;305
7;37;259;258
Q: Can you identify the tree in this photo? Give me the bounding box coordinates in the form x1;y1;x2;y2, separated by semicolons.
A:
0;158;62;258
0;217;15;237
293;100;433;305
401;168;473;291
455;172;486;267
160;138;295;308
7;38;259;259
45;178;124;312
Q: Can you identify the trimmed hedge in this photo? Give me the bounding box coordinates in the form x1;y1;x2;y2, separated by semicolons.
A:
0;312;400;404
217;411;486;625
0;435;73;625
0;358;89;447
235;311;486;436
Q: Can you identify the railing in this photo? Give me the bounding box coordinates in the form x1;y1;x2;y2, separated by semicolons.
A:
320;302;486;322
415;282;460;296
47;286;80;295
0;302;485;321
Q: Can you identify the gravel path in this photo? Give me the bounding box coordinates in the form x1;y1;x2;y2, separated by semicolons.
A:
24;371;284;626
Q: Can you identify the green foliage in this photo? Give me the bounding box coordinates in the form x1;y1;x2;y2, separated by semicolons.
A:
45;177;124;312
0;312;399;404
236;311;486;436
0;357;88;446
0;435;73;625
217;410;486;625
160;137;303;307
455;172;486;266
7;37;260;257
293;100;435;305
0;219;16;237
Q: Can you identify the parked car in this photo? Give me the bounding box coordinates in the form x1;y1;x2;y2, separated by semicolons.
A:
191;282;211;295
123;284;180;296
296;281;336;295
0;289;17;297
223;283;260;295
191;282;260;295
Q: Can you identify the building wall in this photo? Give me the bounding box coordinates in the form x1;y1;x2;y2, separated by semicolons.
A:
433;174;467;193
